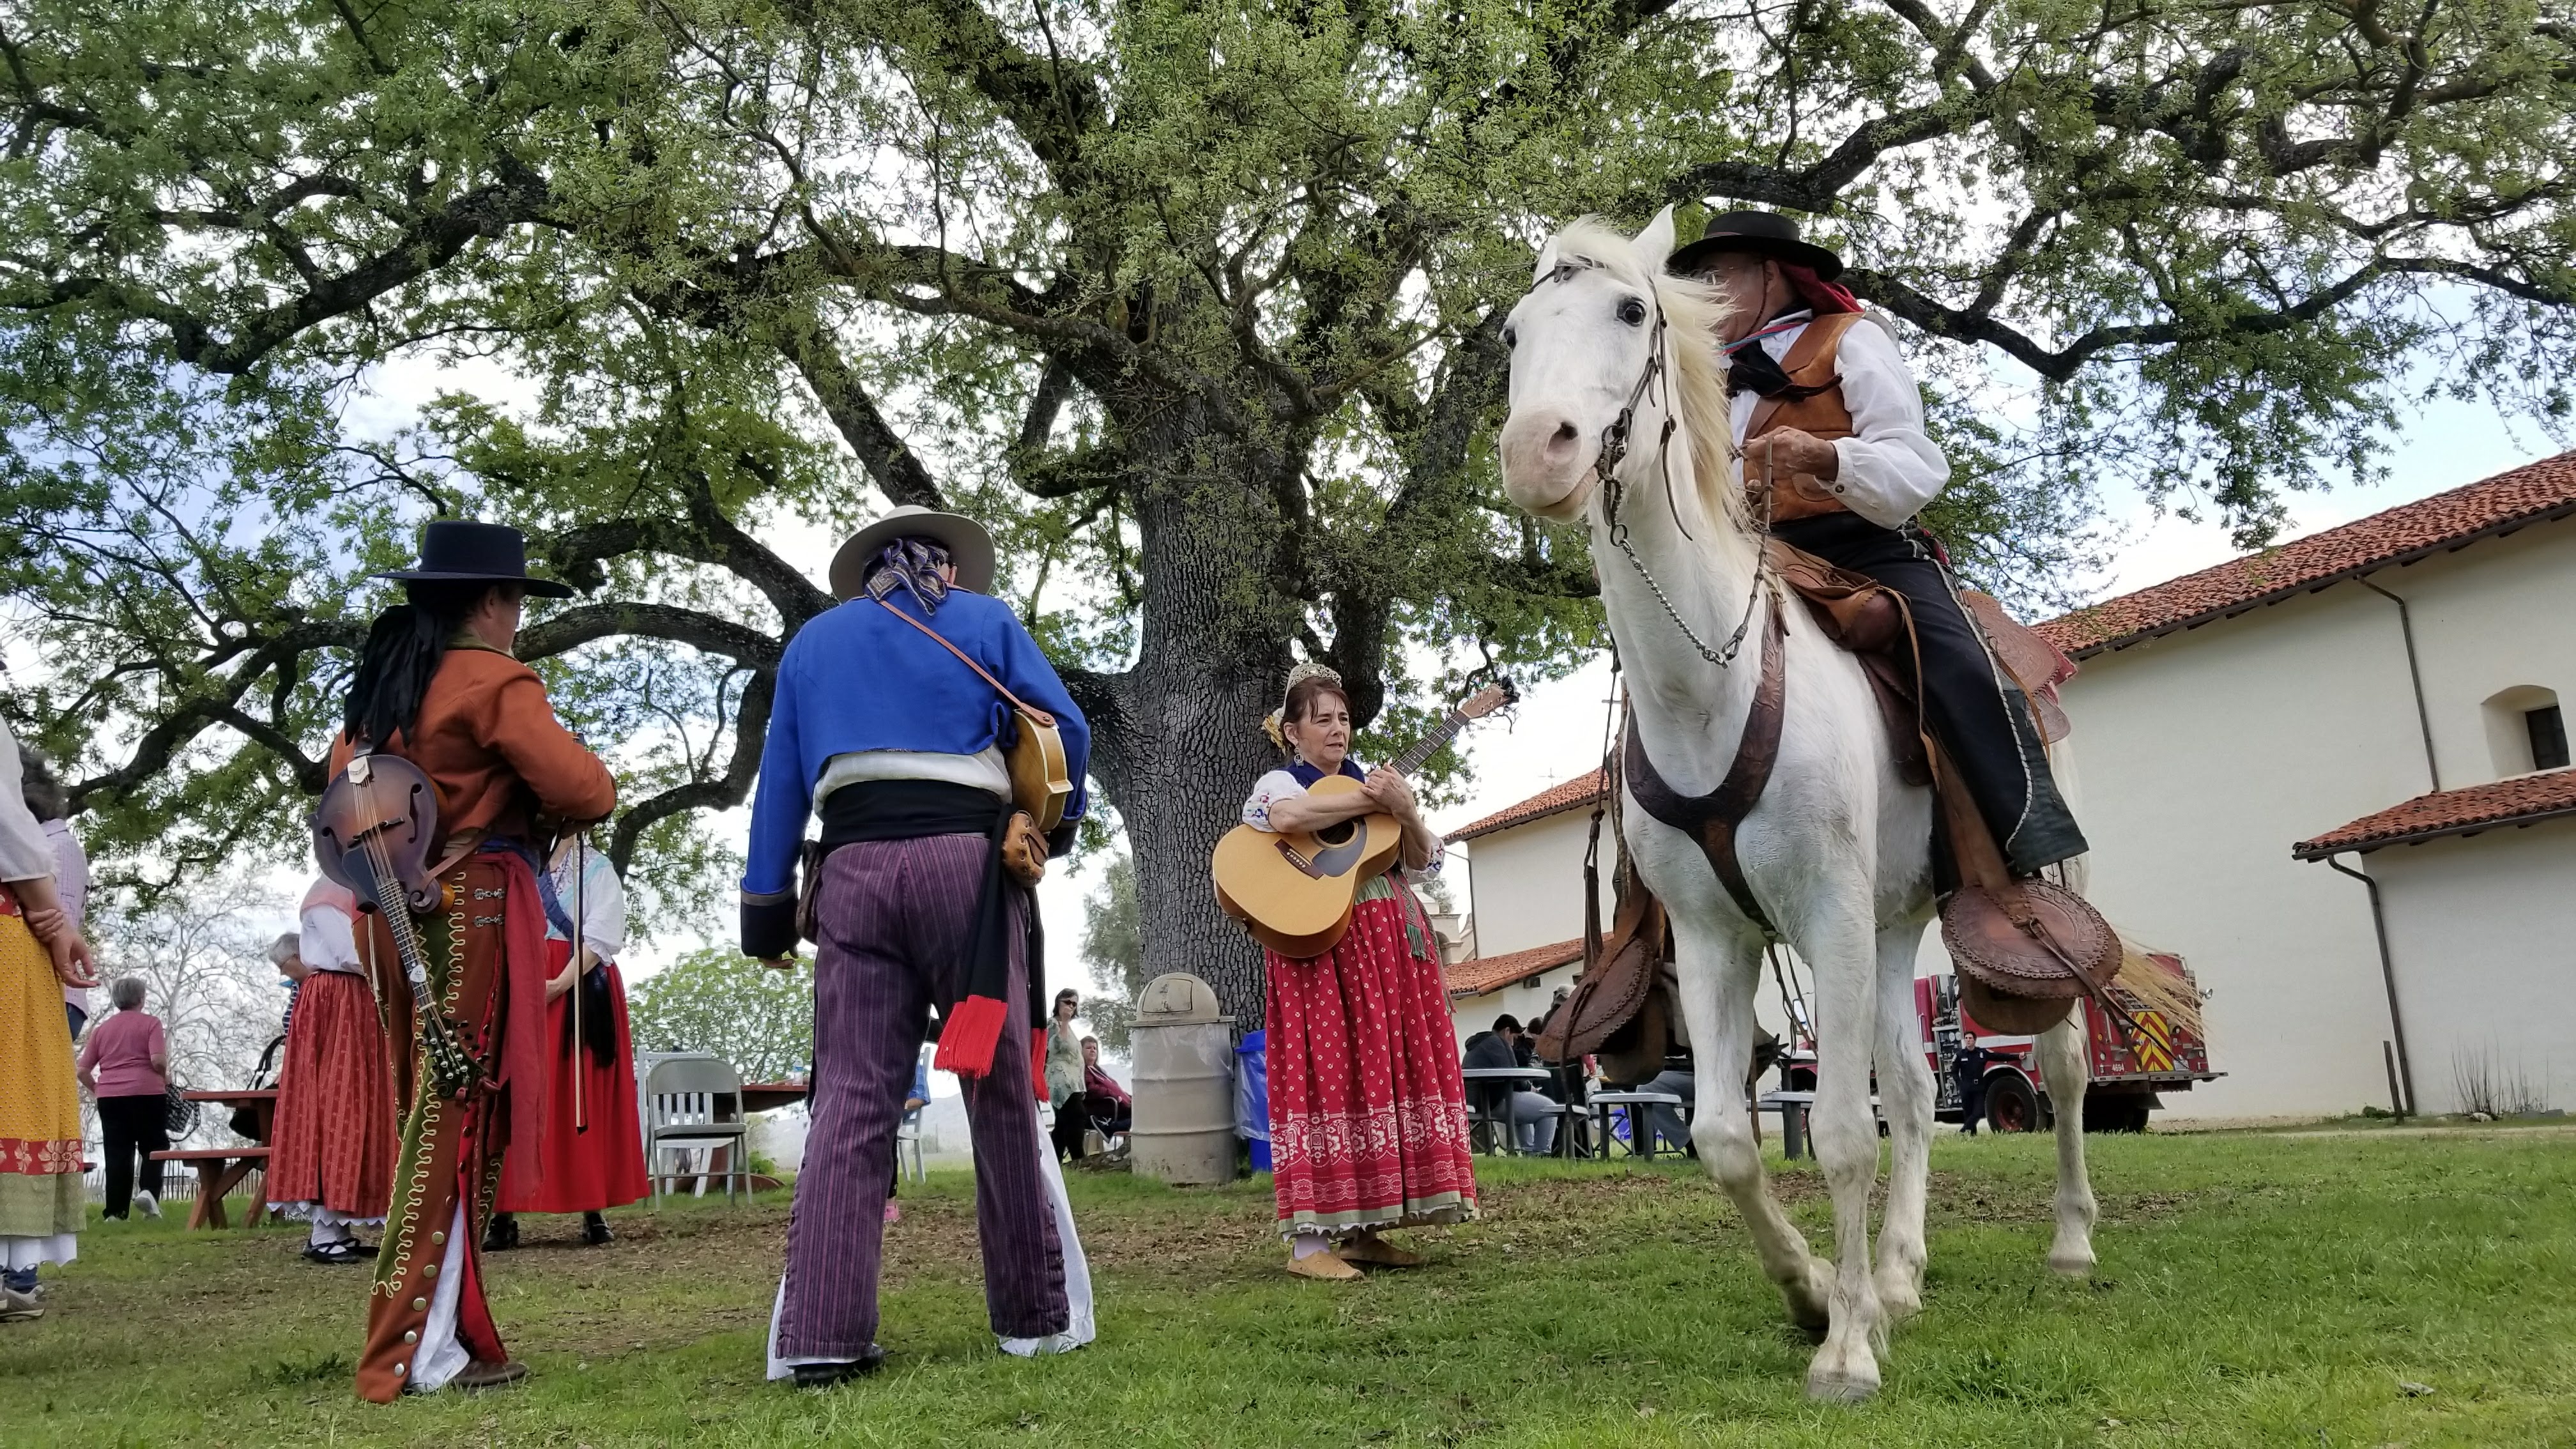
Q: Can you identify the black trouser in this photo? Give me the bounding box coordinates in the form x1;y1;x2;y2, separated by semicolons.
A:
1774;514;2089;876
1957;1085;1986;1134
96;1094;169;1219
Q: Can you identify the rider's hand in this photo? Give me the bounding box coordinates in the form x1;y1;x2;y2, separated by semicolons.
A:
1744;427;1840;482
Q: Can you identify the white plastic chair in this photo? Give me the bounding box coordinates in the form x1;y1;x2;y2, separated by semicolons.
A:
644;1055;751;1207
895;1104;926;1184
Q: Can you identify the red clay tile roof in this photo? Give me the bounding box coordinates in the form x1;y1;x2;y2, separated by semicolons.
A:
1444;769;1606;843
2293;770;2576;859
1445;937;1584;998
2040;452;2576;658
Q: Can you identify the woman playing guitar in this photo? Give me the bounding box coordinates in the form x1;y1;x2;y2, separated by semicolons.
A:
1241;663;1478;1281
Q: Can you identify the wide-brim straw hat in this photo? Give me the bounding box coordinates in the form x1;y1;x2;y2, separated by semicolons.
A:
827;505;998;601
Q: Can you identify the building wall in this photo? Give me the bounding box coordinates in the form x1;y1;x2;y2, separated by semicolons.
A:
2057;514;2576;1119
2368;815;2576;1116
1459;808;1613;959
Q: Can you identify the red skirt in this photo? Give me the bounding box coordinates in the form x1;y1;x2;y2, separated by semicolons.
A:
1264;887;1478;1235
498;942;648;1213
265;969;398;1218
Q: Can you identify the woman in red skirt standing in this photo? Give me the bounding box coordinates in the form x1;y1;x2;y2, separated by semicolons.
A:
266;878;399;1263
1240;664;1477;1282
487;836;647;1248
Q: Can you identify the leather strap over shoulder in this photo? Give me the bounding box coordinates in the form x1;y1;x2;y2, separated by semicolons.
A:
1623;596;1790;937
874;598;1057;727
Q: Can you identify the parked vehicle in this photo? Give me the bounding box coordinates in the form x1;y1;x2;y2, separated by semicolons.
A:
1914;950;2220;1133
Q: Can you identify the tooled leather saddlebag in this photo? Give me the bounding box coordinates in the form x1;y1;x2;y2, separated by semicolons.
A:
1933;742;2123;1035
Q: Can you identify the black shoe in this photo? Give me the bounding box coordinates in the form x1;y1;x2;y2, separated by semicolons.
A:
482;1214;519;1253
581;1213;613;1246
792;1347;887;1388
302;1240;372;1265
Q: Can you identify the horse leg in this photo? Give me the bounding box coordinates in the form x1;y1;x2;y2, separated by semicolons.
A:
1802;908;1887;1403
1673;925;1830;1329
1869;919;1935;1320
2037;1010;2098;1275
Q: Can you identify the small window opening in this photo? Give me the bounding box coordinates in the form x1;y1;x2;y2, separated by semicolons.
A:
2530;705;2571;772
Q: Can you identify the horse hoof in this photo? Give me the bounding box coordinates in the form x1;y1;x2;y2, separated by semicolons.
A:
1875;1276;1922;1322
1806;1366;1880;1404
2047;1245;2096;1278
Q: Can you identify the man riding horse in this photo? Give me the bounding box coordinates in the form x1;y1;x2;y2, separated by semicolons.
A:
1670;210;2087;880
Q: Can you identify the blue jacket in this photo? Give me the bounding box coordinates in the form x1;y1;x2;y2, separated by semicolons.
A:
741;588;1091;899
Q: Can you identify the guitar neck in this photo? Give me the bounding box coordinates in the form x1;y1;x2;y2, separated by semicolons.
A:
1389;709;1471;779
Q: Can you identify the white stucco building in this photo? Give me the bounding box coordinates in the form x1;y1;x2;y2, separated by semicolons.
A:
1443;453;2576;1118
2046;454;2576;1118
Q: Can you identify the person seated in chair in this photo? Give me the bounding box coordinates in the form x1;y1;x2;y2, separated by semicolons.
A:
1460;1016;1558;1155
1668;211;2087;880
1078;1037;1131;1144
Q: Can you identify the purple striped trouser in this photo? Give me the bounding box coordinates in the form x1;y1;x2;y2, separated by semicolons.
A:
775;834;1068;1358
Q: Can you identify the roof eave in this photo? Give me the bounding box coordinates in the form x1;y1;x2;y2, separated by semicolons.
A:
2062;502;2576;661
2292;801;2576;861
1443;793;1598;845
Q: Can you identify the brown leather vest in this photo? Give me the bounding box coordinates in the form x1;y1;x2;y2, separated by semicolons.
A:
1742;311;1860;525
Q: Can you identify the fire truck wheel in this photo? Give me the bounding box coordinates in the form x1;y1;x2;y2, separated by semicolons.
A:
1984;1073;2041;1134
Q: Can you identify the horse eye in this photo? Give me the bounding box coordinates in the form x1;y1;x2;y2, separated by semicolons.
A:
1618;297;1648;326
1502;326;1517;348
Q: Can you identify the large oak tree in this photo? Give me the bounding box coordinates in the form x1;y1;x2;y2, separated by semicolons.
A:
3;0;2570;1009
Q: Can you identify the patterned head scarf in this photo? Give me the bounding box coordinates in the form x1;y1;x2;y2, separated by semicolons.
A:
864;537;953;614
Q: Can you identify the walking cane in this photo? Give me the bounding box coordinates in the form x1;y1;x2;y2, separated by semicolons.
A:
571;831;588;1135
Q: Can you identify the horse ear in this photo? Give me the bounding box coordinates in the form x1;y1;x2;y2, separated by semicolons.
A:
1531;234;1561;285
1634;206;1678;273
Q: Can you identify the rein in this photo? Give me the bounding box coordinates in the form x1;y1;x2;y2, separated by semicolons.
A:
1532;258;1767;670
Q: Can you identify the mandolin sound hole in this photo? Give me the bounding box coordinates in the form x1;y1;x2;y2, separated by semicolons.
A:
1316;820;1356;846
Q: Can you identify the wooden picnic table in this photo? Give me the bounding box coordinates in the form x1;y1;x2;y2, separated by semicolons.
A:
740;1081;809;1115
150;1089;279;1230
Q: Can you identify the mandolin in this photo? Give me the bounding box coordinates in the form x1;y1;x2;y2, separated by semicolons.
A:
1213;680;1515;958
310;751;487;1100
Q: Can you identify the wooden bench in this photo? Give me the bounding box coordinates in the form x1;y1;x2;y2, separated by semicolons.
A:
149;1147;270;1229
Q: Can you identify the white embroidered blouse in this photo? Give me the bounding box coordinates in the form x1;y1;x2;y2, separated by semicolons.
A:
1240;764;1443;877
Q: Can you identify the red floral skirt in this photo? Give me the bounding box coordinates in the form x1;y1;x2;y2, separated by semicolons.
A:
265;969;398;1219
498;942;648;1214
1264;889;1476;1235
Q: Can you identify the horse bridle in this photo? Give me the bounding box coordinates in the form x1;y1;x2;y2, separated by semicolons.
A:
1529;258;1767;670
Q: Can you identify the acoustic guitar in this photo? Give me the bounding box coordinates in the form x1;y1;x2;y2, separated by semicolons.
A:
1212;681;1515;958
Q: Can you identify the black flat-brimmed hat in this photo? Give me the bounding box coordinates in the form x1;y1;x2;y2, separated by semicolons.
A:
1668;210;1844;280
374;519;576;597
828;504;998;601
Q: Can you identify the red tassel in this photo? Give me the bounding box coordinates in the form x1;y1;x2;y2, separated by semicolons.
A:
935;994;1009;1077
1032;1028;1048;1103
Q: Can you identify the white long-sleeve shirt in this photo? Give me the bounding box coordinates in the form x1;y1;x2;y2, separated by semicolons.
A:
0;721;54;885
300;900;366;976
548;843;625;965
1728;310;1950;530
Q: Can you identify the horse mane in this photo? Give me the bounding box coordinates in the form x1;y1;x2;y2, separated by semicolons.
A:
1549;218;1752;538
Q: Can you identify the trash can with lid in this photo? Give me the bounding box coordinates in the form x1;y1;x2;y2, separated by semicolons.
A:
1129;972;1238;1186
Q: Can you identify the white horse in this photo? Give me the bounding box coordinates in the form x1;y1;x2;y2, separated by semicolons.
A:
1496;210;2099;1401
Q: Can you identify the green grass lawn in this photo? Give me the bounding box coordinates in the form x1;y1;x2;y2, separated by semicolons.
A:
9;1127;2573;1446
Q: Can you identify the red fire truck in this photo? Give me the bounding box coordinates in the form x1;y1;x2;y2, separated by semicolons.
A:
1913;951;2220;1132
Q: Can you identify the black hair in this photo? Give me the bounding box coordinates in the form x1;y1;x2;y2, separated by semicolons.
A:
1493;1014;1522;1034
19;746;66;822
344;581;512;746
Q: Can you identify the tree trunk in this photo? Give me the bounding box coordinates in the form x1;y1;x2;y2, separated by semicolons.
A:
1082;418;1298;1021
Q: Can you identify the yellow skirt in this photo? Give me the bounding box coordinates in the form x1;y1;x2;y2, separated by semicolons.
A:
0;912;86;1241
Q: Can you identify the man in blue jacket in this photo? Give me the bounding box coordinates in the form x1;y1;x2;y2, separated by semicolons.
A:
744;505;1094;1386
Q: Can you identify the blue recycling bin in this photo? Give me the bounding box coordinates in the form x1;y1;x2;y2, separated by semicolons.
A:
1235;1030;1271;1172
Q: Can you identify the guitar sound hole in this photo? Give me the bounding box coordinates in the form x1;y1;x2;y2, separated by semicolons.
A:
1317;821;1356;847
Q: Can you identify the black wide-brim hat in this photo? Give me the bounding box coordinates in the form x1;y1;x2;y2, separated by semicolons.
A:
1669;209;1844;280
374;519;576;597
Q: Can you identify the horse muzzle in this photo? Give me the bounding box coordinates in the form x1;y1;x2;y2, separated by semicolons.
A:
1499;408;1601;520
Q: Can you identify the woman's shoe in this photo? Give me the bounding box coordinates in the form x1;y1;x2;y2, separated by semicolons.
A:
1284;1250;1365;1282
581;1213;613;1246
0;1288;42;1322
481;1214;519;1253
1335;1234;1425;1268
302;1239;372;1265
